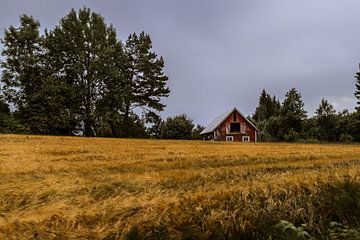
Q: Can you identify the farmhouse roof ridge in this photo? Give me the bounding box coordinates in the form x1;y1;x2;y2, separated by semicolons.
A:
200;107;259;135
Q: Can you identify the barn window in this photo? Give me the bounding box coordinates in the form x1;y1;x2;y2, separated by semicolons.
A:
242;136;250;142
230;123;240;133
226;136;234;141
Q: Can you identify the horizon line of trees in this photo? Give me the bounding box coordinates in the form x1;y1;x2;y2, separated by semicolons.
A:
0;8;359;142
252;86;360;142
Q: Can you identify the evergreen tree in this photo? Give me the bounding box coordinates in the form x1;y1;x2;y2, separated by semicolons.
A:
279;88;307;140
315;98;337;141
272;95;281;116
191;124;205;140
355;65;360;107
348;109;360;141
303;116;318;140
253;89;268;122
124;32;170;125
264;116;282;141
253;89;280;122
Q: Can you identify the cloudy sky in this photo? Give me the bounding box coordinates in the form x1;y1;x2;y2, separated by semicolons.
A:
1;0;359;125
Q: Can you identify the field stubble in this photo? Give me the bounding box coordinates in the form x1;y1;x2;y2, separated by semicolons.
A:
0;135;360;239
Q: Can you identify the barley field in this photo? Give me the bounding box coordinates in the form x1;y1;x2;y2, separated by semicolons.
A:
1;135;360;239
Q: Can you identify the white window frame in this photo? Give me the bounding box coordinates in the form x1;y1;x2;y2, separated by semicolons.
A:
242;136;250;142
226;136;234;142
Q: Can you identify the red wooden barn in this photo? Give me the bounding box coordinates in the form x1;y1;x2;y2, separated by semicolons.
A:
200;107;259;142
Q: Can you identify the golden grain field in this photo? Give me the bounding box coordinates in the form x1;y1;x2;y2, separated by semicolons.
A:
1;134;360;239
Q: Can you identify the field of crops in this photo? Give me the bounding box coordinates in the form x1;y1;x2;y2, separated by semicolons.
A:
1;135;360;239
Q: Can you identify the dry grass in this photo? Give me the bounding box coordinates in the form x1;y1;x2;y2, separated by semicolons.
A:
0;134;360;239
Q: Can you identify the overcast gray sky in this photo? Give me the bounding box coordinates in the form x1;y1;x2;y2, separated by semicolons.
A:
1;0;359;125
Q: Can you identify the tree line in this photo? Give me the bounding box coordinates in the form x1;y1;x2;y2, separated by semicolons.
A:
252;85;360;142
0;8;170;137
0;8;359;142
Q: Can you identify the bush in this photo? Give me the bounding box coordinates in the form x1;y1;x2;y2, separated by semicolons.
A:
283;129;301;142
161;114;194;139
339;134;353;143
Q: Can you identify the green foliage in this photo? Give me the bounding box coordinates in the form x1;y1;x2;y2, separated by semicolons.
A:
191;124;205;140
329;222;360;240
253;89;360;143
279;88;307;137
44;8;124;136
0;15;47;134
355;65;360;107
0;99;28;134
0;8;170;137
315;98;337;141
253;89;280;122
335;110;360;142
283;129;301;142
275;220;313;240
123;32;170;120
265;116;282;141
96;113;148;138
339;133;353;143
255;88;310;142
346;109;360;142
302;117;318;141
147;116;163;138
161;114;194;139
275;221;360;240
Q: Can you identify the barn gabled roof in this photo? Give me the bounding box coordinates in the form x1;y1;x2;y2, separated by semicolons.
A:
200;107;259;135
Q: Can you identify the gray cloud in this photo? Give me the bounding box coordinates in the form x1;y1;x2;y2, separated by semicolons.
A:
0;0;359;125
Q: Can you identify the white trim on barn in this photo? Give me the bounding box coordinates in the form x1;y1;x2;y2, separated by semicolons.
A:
242;136;250;142
226;136;234;141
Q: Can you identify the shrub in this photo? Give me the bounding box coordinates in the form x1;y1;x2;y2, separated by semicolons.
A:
339;134;353;143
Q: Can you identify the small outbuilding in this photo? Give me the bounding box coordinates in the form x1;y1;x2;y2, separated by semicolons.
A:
200;107;259;142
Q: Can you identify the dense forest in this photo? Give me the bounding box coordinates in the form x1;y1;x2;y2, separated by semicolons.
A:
252;88;360;142
0;8;359;142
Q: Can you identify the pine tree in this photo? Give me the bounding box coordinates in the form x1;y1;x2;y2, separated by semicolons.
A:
355;65;360;107
253;89;280;122
253;89;269;122
279;88;307;140
315;98;337;141
272;95;281;116
124;32;170;124
281;88;307;119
